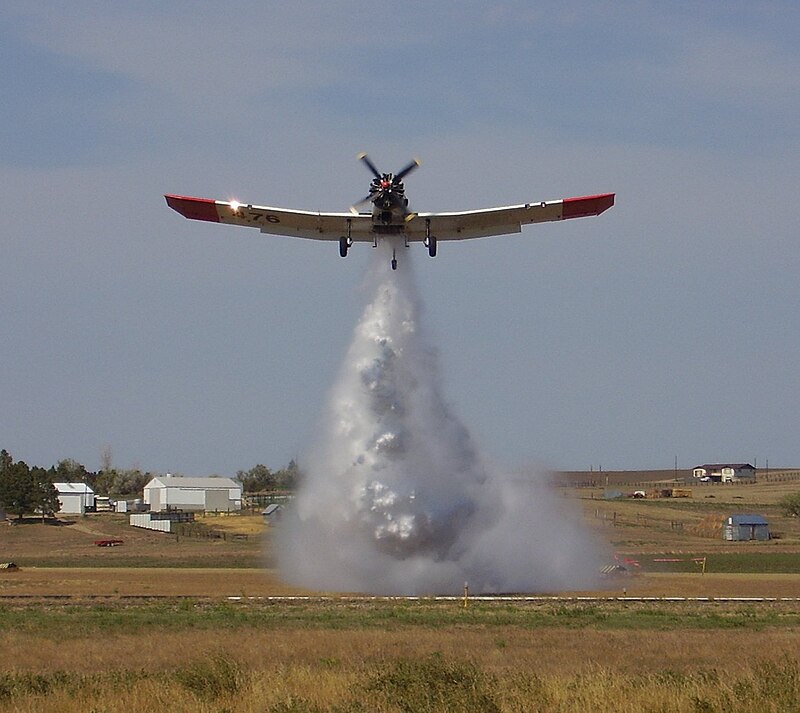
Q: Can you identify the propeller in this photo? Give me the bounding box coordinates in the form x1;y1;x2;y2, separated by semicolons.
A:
350;153;421;214
394;158;421;182
357;152;382;180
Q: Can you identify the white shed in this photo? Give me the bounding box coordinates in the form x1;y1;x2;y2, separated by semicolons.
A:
143;476;242;513
53;482;95;514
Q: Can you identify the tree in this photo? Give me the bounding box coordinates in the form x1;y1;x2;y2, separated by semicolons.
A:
0;452;59;520
99;445;113;474
116;469;152;497
32;467;60;519
778;492;800;517
237;464;276;493
274;459;302;490
54;458;90;482
237;460;303;492
0;457;35;520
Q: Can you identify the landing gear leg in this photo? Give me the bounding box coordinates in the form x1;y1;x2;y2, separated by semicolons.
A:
339;219;353;258
425;219;437;257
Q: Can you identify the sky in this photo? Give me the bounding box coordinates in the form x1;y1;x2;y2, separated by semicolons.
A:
2;1;798;476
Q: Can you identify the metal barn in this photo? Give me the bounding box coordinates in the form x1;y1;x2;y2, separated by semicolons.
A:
724;514;770;541
143;476;242;513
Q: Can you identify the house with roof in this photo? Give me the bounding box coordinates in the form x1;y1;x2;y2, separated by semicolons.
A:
53;482;95;514
692;463;756;483
143;475;242;513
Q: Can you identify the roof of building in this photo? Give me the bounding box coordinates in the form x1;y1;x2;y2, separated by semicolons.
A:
145;476;240;490
53;482;94;494
694;463;755;471
727;514;769;526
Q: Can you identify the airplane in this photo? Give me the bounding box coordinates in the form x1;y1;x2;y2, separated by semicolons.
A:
165;154;614;270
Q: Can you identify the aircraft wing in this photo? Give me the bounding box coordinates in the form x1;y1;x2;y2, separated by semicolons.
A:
166;191;614;244
164;194;376;242
406;193;615;242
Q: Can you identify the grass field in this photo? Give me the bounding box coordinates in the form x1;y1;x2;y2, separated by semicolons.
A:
1;475;799;710
0;599;799;711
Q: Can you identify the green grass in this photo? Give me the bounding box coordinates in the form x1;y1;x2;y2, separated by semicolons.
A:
2;600;799;638
637;552;800;573
7;554;263;568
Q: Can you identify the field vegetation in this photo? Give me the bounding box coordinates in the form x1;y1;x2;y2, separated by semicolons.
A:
1;600;799;711
1;470;800;710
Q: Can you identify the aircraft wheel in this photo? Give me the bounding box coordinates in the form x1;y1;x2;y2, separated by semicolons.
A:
391;258;398;270
428;237;437;257
339;237;349;257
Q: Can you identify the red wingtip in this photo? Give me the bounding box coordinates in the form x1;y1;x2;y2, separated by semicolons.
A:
562;193;615;219
165;194;221;222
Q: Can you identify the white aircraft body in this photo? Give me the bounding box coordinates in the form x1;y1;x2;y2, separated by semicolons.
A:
166;154;614;269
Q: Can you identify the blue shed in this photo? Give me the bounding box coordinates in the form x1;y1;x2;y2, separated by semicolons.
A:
724;514;770;541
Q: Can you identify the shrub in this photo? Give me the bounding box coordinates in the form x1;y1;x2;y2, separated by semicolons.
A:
174;655;244;699
778;492;800;517
368;653;500;713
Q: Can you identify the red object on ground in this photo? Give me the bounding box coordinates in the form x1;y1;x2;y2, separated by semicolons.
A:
94;539;124;547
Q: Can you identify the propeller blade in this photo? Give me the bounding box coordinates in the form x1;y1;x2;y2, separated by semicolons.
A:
394;158;421;182
357;152;382;180
350;194;374;214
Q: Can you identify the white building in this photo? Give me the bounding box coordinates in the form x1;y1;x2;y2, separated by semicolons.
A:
53;482;95;514
692;463;756;483
143;476;242;513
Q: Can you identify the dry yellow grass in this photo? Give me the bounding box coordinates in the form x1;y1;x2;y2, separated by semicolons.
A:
0;567;304;597
4;626;798;676
1;567;798;598
1;625;798;712
195;513;266;535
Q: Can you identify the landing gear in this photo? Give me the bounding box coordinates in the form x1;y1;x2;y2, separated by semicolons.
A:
425;219;437;257
391;247;398;270
339;220;352;258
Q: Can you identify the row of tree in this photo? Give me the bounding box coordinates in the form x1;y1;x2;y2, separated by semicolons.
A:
0;450;60;521
43;457;156;500
236;460;301;492
0;448;301;520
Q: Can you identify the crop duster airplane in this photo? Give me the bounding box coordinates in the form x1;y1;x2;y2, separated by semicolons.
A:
165;154;614;270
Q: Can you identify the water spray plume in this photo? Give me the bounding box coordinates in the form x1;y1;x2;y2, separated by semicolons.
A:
279;241;604;594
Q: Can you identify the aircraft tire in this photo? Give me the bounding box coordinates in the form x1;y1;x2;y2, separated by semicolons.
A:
428;237;437;257
339;237;349;257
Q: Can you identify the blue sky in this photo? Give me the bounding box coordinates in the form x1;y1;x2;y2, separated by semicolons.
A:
2;2;798;474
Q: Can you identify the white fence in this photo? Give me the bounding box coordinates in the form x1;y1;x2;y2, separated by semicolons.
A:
129;513;172;533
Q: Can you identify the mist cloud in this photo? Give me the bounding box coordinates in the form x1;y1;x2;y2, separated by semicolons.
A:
278;242;605;594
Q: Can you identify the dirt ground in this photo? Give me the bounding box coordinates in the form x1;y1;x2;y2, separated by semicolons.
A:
0;567;798;598
1;483;799;599
0;513;268;568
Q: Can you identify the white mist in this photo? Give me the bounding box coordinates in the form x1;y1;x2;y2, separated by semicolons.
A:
278;241;604;594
